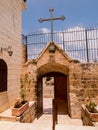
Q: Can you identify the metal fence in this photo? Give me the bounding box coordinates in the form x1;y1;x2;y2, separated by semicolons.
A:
23;27;98;63
22;34;27;45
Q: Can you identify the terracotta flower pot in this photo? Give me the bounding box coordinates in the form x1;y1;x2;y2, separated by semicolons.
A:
84;104;98;122
11;101;29;116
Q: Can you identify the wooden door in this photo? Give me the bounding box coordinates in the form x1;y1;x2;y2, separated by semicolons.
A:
37;77;43;118
54;74;68;114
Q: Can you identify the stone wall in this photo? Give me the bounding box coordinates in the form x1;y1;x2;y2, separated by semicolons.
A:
36;44;71;74
69;62;98;118
0;92;9;112
0;0;26;112
17;101;37;123
22;61;37;101
23;42;98;119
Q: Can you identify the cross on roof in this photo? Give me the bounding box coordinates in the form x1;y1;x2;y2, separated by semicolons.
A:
38;8;65;42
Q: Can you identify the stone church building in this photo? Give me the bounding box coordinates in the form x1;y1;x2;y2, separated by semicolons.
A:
0;0;98;120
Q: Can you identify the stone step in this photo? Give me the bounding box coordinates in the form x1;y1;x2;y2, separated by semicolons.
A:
0;108;18;122
0;101;36;123
0;116;17;122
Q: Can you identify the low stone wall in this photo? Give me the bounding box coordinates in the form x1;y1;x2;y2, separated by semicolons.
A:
81;104;98;127
69;63;98;118
16;101;37;123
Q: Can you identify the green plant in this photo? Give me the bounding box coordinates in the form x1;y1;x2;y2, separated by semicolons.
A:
14;99;22;108
86;92;97;113
86;101;97;113
13;72;32;108
46;76;51;81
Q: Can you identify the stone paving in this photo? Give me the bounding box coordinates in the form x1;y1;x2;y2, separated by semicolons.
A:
0;114;98;130
0;98;98;130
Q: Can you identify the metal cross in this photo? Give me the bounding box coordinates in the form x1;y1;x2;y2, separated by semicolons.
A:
38;8;65;42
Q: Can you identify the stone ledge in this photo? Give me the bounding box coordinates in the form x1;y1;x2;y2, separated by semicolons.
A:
17;101;37;123
0;101;37;123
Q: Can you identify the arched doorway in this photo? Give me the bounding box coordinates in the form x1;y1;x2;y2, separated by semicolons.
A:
37;63;69;118
0;59;7;92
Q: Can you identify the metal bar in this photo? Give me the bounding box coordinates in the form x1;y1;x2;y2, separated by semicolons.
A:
25;36;28;61
50;8;53;42
62;31;65;51
39;17;65;22
85;29;89;62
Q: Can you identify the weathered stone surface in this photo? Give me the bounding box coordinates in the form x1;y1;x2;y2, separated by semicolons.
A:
0;0;26;112
69;63;98;118
17;101;37;123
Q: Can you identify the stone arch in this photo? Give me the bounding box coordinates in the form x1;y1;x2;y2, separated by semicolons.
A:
0;59;7;92
37;63;69;76
37;63;69;117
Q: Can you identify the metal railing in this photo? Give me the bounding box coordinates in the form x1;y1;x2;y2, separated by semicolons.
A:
23;27;98;63
22;34;27;45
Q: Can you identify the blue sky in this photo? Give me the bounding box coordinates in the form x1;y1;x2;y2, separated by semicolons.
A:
22;0;98;35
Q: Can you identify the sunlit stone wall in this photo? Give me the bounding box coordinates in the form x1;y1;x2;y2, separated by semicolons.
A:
0;0;26;112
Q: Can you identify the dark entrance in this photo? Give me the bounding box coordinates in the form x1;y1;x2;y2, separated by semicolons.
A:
0;59;7;92
37;72;68;118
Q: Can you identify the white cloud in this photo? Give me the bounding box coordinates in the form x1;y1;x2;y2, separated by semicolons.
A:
40;28;50;33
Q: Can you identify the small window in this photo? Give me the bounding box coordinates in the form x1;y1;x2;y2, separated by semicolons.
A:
0;59;7;92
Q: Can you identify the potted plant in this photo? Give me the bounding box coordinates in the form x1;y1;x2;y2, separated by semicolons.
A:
11;72;32;116
82;92;98;122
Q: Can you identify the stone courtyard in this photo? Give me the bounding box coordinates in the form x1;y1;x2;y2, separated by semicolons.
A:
0;98;98;130
0;0;98;130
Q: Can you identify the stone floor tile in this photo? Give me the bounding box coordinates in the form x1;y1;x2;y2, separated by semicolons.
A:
0;121;16;130
56;125;98;130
